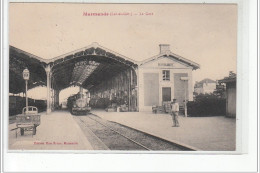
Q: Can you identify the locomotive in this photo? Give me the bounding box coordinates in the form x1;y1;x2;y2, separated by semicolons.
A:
67;90;91;115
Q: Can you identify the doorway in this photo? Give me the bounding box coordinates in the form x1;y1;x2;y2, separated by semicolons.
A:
162;87;171;102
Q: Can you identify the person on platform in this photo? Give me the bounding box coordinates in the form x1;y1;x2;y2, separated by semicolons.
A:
171;99;179;127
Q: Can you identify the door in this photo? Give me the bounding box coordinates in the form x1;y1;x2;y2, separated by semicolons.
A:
162;87;171;102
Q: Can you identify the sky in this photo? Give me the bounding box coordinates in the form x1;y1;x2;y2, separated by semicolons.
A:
9;3;237;100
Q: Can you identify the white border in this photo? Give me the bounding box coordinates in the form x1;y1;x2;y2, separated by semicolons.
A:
2;0;258;172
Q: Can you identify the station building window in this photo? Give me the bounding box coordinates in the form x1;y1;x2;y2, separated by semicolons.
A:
162;70;170;81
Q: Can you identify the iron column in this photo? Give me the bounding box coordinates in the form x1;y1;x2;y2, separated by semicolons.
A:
45;65;51;114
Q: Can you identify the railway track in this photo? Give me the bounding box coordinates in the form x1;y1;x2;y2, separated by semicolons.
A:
75;114;194;151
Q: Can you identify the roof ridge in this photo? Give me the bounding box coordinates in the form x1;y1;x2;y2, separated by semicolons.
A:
46;42;138;64
139;51;200;70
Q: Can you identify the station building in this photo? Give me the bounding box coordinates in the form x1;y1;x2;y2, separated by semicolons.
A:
218;72;236;117
194;78;217;95
9;43;200;113
138;44;199;111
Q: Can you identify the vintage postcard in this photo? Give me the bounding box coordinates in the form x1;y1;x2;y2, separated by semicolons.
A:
3;0;260;172
7;3;238;153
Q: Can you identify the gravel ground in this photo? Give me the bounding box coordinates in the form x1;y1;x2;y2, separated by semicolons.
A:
75;114;192;151
77;116;145;150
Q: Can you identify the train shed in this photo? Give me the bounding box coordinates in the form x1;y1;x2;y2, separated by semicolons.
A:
9;43;138;113
9;43;200;113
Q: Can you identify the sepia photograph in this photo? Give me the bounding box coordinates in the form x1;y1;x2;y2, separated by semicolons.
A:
7;3;238;152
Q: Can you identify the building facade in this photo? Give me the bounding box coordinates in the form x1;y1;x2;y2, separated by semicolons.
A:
138;44;200;111
194;78;217;95
219;72;236;117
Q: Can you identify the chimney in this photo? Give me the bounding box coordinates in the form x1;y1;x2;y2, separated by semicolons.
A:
159;44;170;54
229;71;236;77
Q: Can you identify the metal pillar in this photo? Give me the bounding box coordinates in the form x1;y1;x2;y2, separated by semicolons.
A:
56;90;60;108
53;89;56;109
52;89;60;110
45;65;51;114
51;89;53;110
51;76;55;111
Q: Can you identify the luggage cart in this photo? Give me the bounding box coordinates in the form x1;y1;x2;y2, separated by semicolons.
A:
16;106;41;137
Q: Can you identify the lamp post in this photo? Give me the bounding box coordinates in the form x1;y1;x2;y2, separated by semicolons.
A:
180;77;189;117
23;68;30;114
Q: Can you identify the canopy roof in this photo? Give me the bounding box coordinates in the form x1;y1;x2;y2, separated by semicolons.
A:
9;43;138;94
9;46;47;94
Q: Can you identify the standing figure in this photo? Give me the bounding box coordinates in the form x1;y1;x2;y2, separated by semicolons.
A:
171;99;180;127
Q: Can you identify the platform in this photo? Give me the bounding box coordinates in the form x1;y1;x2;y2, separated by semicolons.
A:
8;111;93;150
9;110;236;151
91;110;236;151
